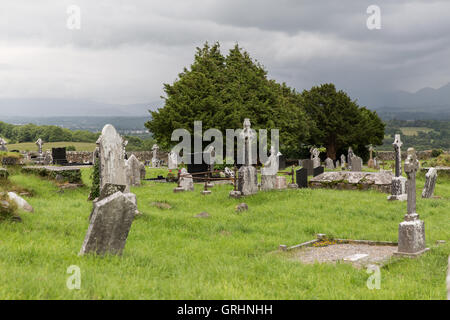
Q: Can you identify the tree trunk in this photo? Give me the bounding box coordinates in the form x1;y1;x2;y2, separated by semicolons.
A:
326;140;337;160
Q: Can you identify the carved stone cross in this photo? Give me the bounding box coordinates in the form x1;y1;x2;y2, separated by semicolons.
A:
393;134;403;177
35;138;44;154
240;118;256;166
404;147;419;220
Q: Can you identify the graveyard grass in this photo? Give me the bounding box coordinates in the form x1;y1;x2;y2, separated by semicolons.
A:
0;167;449;299
7;142;97;152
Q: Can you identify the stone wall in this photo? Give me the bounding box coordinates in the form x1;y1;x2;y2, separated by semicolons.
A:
376;150;433;161
66;151;168;164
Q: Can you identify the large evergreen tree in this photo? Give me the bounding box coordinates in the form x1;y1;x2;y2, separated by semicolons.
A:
302;83;385;160
145;42;311;157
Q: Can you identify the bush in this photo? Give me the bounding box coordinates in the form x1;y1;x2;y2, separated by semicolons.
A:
66;145;76;151
431;149;444;158
89;159;100;200
0;168;9;180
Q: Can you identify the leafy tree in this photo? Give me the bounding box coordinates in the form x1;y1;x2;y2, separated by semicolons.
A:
302;83;385;160
145;42;311;157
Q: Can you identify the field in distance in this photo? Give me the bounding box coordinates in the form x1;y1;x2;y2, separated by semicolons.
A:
400;127;433;136
7;142;96;152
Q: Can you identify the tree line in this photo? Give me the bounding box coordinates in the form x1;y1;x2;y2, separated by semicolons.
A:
146;42;385;161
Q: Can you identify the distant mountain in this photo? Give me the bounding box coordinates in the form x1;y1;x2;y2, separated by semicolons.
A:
0;98;164;117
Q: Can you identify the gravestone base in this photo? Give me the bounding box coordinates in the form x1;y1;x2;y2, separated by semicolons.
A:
173;187;185;193
206;183;214;188
394;219;429;257
238;166;258;196
288;183;298;189
201;190;212;195
229;190;242;199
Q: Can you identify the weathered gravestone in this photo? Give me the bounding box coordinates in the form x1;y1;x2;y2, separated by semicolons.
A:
237;119;258;196
177;168;194;192
278;154;287;170
394;148;429;257
97;124;129;193
0;138;7;151
80;192;136;256
52;147;68;165
368;145;375;169
35;138;44;163
311;148;321;168
340;154;346;169
325;158;335;169
422;168;437;199
388;134;407;201
296;168;308;188
125;154;142;187
350;156;363;172
347;147;355;170
274;176;287;190
43;151;53;165
168;151;178;170
260;146;279;191
139;162;146;180
151;144;160;168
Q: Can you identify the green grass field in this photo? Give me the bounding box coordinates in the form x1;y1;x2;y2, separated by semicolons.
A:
400;127;434;136
7;142;97;152
0;167;449;299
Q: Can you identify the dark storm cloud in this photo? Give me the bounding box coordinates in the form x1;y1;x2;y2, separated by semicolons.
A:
0;0;449;106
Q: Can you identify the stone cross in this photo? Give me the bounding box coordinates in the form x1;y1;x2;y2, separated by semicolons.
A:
404;148;419;220
369;145;374;160
240;118;256;166
35;138;44;154
347;147;354;170
393;134;403;177
422;168;437;199
152;144;160;167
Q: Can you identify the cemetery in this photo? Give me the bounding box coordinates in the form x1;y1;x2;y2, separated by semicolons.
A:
1;121;449;300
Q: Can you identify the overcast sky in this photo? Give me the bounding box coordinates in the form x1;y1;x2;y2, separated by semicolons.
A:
1;0;449;107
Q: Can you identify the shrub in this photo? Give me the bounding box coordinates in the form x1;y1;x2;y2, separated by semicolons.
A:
66;145;76;151
431;149;444;158
89;159;100;200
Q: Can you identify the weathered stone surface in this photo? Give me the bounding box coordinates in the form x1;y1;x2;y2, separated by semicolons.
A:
325;158;335;169
235;203;248;212
80;192;136;256
7;192;33;212
422;168;437;198
195;212;210;219
350;156;362;171
387;176;407;201
340;154;346;169
99;183;126;200
396;220;428;256
224;167;234;178
274;176;287;190
179;169;194;191
125;154;141;187
22;166;83;184
311;148;321;168
301;159;314;176
168;151;178;169
98;125;129;192
260;174;276;191
152;144;161;167
309;171;393;193
238;166;258;196
139;162;146;180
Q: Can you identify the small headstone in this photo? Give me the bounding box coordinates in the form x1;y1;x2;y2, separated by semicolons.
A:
325;158;334;169
347;147;355;170
274;176;287;190
350;156;362;172
311;148;321;168
238;166;258;195
368;145;375;168
278;154;287;170
261;174;277;191
336;160;340;168
7;192;34;212
422;168;437;199
296;168;308;188
179;168;194;191
125;154;142;187
388;135;407;201
340;154;346;169
168;151;178;170
80;192;136;256
52;147;68;165
43;151;53;165
195;212;211;219
139;162;146;180
313;166;324;177
235;203;248;212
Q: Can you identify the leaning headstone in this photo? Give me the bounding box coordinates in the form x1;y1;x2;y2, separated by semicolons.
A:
237;119;258;196
274;176;287;190
311;148;321;168
0;138;7;151
325;158;335;169
313;166;324;177
125;154;142;187
395;148;429;257
97;124;129;193
296;168;308;188
80;192;136;256
422;168;437;199
388;134;407;201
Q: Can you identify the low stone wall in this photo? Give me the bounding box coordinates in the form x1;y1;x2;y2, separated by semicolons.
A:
376;151;433;161
66;151;168;164
22;166;83;184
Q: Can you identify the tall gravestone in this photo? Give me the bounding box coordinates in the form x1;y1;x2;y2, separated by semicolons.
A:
388;134;407;201
80;192;136;256
350;156;362;172
311;148;321;168
395;148;429;257
368;145;375;168
35;138;44;163
261;146;278;191
347;147;354;171
422;168;437;199
152;144;160;168
97;124;129;193
237;119;258;196
168;151;178;170
340;154;346;170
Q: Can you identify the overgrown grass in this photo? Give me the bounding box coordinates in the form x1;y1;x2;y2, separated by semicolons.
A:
0;167;448;299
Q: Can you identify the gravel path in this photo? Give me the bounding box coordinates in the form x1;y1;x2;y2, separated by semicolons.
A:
291;244;398;268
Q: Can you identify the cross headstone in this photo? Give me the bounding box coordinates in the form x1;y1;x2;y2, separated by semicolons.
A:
393;134;403;177
152;144;160;168
347;147;354;170
340;154;346;169
240;118;256;166
395;148;429;257
368;145;375;168
388;135;407;201
422;168;437;199
237;119;258;196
